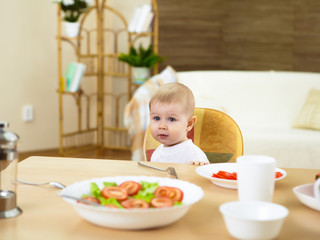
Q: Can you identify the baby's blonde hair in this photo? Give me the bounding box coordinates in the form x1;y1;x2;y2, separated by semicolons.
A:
149;82;195;118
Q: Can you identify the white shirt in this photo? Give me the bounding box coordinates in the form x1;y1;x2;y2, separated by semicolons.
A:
150;139;209;164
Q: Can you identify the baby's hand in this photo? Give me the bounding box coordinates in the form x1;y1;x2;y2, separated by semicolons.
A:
190;161;209;166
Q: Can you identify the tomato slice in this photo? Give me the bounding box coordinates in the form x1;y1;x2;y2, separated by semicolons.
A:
101;186;128;201
167;187;184;201
275;171;283;179
154;186;170;198
231;172;237;179
151;197;174;208
154;186;184;202
121;198;149;209
119;181;142;196
212;173;220;178
219;171;234;180
79;196;100;205
105;204;119;208
213;171;224;179
212;171;237;180
214;172;225;179
213;170;283;180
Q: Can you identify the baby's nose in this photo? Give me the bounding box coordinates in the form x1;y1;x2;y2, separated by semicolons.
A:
159;122;167;129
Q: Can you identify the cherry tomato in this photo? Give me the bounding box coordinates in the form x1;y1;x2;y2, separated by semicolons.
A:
119;181;142;196
154;186;184;202
151;197;174;208
315;173;320;180
101;186;128;201
121;198;150;209
79;196;100;205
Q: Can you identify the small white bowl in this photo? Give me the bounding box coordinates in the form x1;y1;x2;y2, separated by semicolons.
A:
219;201;289;240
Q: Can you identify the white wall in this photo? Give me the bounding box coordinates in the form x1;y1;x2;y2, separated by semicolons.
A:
0;0;149;152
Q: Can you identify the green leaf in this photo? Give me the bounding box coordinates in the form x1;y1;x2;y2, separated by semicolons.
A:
131;181;159;203
103;182;117;187
98;197;123;208
60;0;88;22
140;181;159;194
90;182;101;198
81;194;90;198
118;44;164;67
134;192;155;203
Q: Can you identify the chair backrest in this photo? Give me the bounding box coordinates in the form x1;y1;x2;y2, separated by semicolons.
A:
143;107;244;163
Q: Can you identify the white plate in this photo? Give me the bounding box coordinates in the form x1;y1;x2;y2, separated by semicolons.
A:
293;183;320;211
59;176;203;230
195;163;287;189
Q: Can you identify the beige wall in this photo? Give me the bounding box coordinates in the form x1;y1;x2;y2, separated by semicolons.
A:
0;0;149;152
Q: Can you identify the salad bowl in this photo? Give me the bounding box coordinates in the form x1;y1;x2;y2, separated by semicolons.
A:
59;176;203;230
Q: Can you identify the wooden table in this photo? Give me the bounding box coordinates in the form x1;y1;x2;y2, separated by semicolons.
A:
1;156;320;240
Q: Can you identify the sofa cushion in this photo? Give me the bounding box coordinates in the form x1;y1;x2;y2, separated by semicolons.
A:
294;88;320;131
243;127;320;169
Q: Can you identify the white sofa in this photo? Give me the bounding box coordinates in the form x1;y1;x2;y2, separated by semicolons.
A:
177;70;320;169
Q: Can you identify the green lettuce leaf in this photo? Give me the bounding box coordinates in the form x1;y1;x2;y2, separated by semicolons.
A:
90;182;101;198
140;181;159;194
132;181;159;203
133;192;155;203
103;182;117;187
98;197;123;208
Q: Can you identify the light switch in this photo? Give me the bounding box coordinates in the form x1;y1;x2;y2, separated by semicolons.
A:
23;105;34;122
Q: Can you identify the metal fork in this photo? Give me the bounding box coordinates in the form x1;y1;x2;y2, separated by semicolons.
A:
137;162;178;178
16;180;66;189
59;194;103;207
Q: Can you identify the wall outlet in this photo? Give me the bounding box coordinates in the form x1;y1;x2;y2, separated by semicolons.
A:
23;105;34;122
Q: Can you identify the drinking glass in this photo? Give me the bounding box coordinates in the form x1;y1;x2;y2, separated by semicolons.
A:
237;155;276;202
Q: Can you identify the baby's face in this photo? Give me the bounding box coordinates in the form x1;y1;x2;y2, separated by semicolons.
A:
149;102;190;147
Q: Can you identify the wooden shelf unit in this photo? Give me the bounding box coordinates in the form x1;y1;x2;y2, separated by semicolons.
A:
56;0;158;155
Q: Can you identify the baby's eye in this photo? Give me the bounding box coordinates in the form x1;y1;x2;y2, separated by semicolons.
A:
168;117;176;122
153;116;160;121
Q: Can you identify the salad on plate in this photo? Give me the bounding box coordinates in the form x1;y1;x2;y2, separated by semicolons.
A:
80;180;184;209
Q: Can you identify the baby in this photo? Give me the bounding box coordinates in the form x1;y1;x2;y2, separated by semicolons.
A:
149;82;209;165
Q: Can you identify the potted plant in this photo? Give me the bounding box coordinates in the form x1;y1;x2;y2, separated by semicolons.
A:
118;44;165;84
53;0;92;37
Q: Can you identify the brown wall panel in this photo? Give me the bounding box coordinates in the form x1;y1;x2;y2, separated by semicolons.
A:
158;0;224;71
158;0;320;72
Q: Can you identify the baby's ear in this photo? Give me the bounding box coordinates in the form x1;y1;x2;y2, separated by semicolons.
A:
187;116;197;131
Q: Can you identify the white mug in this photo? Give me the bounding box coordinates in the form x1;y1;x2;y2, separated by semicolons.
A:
237;155;276;202
314;178;320;207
